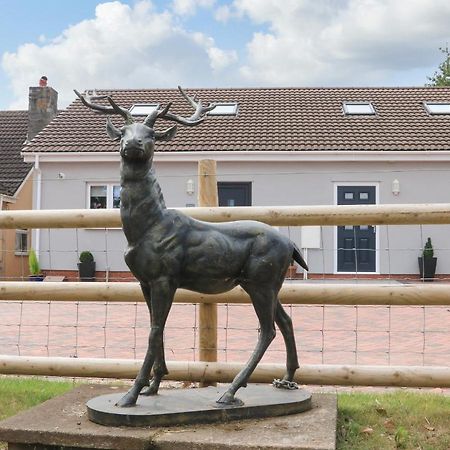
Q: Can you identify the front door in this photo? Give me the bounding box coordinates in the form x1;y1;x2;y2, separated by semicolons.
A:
218;182;252;206
337;186;376;272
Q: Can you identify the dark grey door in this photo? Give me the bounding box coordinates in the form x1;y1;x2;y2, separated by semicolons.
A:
337;186;376;272
218;182;252;206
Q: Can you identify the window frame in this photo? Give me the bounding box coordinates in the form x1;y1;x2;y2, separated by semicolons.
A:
15;229;29;256
87;183;121;210
342;101;376;116
129;103;160;116
423;102;450;115
208;102;239;116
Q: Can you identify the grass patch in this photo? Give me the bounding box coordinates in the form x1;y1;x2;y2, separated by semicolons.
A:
0;377;74;421
337;390;450;450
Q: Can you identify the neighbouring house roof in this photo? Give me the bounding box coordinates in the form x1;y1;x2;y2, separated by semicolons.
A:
22;86;450;153
0;110;33;196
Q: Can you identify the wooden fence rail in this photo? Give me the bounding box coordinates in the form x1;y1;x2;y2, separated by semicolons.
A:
0;356;448;388
0;281;449;305
1;203;450;228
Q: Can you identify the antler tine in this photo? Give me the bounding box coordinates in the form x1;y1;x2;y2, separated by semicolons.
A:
107;97;134;124
144;102;172;128
74;89;116;114
157;86;216;126
74;89;134;124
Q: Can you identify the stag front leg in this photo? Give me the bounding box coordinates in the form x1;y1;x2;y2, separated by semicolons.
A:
116;279;176;407
217;284;277;406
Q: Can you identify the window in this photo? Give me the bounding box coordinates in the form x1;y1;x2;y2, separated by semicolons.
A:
342;101;376;115
209;103;239;116
89;184;121;209
129;103;159;116
423;102;450;115
15;229;28;255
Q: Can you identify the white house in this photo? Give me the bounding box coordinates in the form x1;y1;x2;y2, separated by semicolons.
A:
22;86;450;280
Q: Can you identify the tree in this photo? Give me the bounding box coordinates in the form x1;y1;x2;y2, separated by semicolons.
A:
427;46;450;86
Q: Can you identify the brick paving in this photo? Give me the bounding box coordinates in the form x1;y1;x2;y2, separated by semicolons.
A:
0;299;448;367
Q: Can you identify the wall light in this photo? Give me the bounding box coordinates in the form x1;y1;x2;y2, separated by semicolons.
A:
186;179;195;195
392;179;400;196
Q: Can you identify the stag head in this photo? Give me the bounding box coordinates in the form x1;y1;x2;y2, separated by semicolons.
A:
74;87;216;161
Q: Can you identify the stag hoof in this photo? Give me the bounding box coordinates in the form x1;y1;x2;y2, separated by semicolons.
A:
115;391;138;407
140;383;159;396
216;392;244;407
272;378;299;390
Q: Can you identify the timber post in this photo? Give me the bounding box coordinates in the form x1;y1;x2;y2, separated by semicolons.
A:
197;160;219;385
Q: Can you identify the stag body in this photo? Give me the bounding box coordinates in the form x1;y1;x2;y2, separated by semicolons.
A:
76;87;308;408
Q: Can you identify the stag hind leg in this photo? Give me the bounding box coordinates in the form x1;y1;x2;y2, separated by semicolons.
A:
116;279;176;407
273;300;300;389
217;283;277;406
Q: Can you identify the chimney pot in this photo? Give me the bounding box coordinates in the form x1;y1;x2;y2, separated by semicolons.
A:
39;76;48;87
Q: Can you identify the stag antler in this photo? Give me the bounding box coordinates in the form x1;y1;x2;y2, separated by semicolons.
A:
74;86;216;128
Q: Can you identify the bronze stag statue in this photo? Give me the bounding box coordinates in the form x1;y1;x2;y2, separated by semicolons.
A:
75;87;308;407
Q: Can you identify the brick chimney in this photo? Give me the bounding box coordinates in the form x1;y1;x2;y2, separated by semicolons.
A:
27;77;58;142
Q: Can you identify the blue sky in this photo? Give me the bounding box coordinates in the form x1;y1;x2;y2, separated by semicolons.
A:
1;0;449;110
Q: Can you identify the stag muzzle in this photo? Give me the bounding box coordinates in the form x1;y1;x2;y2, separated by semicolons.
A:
121;138;148;159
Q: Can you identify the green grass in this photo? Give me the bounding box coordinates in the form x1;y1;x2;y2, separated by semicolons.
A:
0;379;449;449
337;391;450;450
0;377;74;421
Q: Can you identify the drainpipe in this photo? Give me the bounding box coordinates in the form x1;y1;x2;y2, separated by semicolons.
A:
34;154;42;256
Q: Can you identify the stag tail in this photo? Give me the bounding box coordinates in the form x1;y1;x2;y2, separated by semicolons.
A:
292;244;308;271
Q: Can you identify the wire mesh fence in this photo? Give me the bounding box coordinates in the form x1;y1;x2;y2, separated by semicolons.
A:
0;300;448;367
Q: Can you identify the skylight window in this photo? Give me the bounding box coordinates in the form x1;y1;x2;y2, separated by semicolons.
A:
129;103;159;116
423;102;450;115
343;102;376;115
208;102;239;116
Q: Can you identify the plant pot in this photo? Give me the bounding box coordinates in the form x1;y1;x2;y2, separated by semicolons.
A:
29;274;44;281
77;261;96;282
418;257;437;281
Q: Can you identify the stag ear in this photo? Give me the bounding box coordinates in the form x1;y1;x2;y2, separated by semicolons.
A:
155;125;177;142
106;117;121;141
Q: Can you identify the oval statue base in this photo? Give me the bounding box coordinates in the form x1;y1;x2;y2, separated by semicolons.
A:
87;384;312;427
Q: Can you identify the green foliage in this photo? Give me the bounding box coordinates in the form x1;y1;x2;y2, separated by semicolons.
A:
427;46;450;86
79;251;94;263
423;237;434;258
28;248;40;275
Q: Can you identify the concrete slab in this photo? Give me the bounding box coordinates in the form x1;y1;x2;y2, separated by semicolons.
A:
0;385;336;450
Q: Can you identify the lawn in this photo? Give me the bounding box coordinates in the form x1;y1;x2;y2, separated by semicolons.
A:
337;390;450;449
0;378;448;449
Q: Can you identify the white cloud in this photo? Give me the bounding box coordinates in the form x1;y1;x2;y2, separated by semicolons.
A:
171;0;215;16
1;0;236;109
233;0;450;86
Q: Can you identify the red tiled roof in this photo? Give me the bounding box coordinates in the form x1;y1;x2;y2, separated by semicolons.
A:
22;86;450;153
0;111;32;195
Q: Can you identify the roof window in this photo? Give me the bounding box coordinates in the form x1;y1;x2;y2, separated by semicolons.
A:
129;103;159;116
343;101;376;115
423;102;450;115
208;102;239;116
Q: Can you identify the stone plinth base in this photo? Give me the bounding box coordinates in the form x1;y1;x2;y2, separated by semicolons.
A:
0;384;337;450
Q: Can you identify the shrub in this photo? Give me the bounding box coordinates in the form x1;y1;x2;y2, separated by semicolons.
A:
423;237;434;258
28;249;41;275
79;251;94;263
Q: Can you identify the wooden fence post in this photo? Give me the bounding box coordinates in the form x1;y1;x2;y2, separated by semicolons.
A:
198;160;218;385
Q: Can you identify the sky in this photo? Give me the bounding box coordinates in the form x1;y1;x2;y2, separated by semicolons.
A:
1;0;449;110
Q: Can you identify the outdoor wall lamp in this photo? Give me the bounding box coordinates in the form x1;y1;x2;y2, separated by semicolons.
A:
186;179;195;195
392;179;400;196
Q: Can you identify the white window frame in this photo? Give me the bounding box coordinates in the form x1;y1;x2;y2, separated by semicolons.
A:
129;103;160;116
15;229;29;256
333;182;380;275
208;102;239;116
87;183;121;209
423;102;450;115
342;101;376;115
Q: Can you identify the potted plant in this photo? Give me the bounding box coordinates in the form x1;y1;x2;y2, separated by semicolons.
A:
78;251;96;281
28;249;44;281
418;237;437;281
